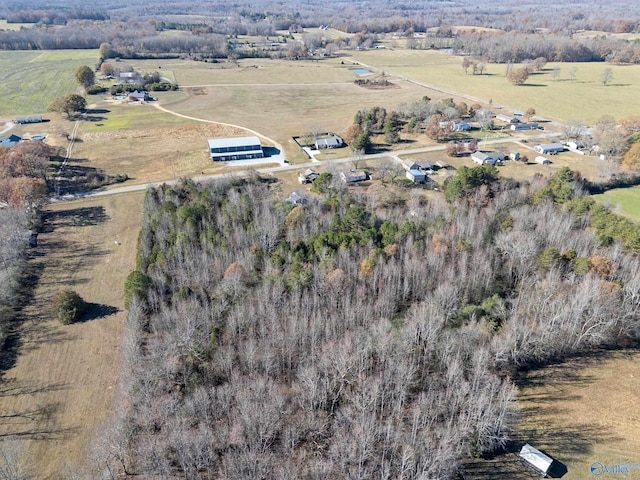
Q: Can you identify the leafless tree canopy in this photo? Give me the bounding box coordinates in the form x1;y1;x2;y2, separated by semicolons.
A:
97;173;640;478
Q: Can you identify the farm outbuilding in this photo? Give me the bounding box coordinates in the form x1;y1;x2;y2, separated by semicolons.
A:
15;115;43;124
496;113;520;124
519;444;554;477
535;156;552;165
208;136;264;161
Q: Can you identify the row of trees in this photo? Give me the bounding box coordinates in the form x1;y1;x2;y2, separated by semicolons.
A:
5;0;639;36
454;30;640;64
87;168;640;478
0;140;58;352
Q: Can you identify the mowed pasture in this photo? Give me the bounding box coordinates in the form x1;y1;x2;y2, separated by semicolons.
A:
0;192;145;477
348;49;640;125
0;50;99;118
463;349;640;479
124;57;451;156
593;186;640;221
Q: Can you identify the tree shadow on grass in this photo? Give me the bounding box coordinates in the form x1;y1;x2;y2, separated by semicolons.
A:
43;206;109;231
79;303;119;323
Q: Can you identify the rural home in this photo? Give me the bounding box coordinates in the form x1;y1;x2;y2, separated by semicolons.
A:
535;156;552;164
315;136;344;149
471;151;504;165
535;143;565;155
511;122;538;131
298;168;319;184
340;170;367;183
496;113;520;124
439;120;471;132
406;169;426;184
402;159;433;171
127;90;150;102
118;71;142;85
519;444;554;477
208;136;264;161
0;134;22;148
286;192;308;205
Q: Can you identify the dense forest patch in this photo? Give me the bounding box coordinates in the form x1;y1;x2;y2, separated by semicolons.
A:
102;169;640;478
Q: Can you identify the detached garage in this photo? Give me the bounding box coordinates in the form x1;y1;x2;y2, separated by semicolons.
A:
519;444;553;477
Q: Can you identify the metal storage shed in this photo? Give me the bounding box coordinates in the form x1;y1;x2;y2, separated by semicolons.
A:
519;444;553;477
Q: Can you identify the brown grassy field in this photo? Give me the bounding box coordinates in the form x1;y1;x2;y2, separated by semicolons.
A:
464;348;640;479
0;192;144;477
347;49;640;125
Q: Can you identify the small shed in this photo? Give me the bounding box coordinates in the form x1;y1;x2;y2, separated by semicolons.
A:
519;444;553;477
535;156;551;165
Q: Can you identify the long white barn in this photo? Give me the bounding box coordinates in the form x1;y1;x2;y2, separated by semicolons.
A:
208;136;264;161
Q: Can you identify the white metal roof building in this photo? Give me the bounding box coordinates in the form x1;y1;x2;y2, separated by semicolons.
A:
208;136;264;161
519;444;553;477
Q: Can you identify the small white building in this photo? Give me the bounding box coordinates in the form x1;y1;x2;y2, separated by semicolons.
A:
519;444;553;477
535;156;551;165
496;113;520;124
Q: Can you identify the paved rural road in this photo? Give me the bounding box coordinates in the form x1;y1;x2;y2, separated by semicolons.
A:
51;129;560;202
50;75;560;202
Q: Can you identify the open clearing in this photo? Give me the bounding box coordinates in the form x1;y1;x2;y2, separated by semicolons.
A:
0;50;99;118
0;192;144;477
348;49;640;125
593;186;640;221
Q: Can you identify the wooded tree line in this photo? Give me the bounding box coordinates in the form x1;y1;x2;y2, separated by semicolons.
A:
3;0;639;36
454;31;640;64
90;169;640;478
0;141;57;353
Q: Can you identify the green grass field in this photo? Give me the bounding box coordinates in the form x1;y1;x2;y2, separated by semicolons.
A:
0;50;99;118
593;186;640;220
0;20;33;31
348;49;640;125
